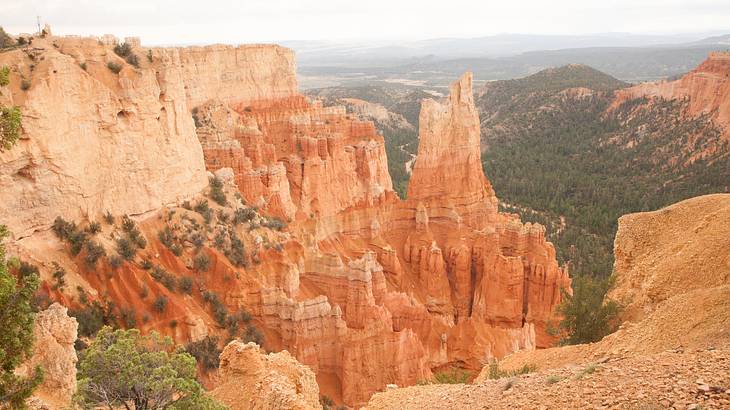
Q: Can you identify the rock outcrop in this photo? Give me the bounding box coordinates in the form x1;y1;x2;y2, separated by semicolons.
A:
611;52;730;141
211;341;320;410
0;35;208;238
16;303;78;409
486;194;730;373
368;194;730;409
3;31;569;408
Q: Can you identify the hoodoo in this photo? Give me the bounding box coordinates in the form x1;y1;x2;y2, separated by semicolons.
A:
1;32;569;407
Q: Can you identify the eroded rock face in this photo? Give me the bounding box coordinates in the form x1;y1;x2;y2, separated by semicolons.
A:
3;31;569;408
610;193;730;322
212;341;320;410
17;303;78;409
0;36;208;238
611;52;730;141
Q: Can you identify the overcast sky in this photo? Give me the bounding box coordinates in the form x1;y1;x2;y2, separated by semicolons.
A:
3;0;729;44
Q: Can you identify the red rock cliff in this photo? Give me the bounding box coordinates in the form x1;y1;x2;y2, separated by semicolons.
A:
4;32;570;408
611;52;730;141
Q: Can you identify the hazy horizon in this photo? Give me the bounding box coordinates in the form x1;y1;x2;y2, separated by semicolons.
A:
3;0;730;45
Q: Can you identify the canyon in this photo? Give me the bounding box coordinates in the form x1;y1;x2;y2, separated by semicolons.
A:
1;32;569;407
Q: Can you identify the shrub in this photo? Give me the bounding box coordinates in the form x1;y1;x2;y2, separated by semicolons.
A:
86;221;102;234
0;225;43;408
52;217;75;240
193;252;210;272
107;61;122;74
487;363;536;380
139;284;149;299
217;209;229;224
320;395;335;410
116;237;136;261
546;375;562;384
103;211;114;225
109;255;124;269
0;66;9;86
0;106;22;151
225;309;252;337
432;368;471;384
185;336;221;371
51;263;66;290
263;217;286;231
158;226;175;248
193;199;210;214
233;207;256;224
125;53;139;68
140;259;153;270
170;243;183;256
75;327;226;409
243;324;264;346
20;79;30;91
119;307;136;328
178;276;193;294
190;230;206;248
84;241;106;267
113;42;132;58
69;298;117;337
202;291;227;326
151;266;176;291
152;295;168;313
554;275;621;345
209;177;227;206
146;49;153;62
224;232;247;267
0;27;15;49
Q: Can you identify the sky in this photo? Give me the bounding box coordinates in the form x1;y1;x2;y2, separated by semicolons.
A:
2;0;729;45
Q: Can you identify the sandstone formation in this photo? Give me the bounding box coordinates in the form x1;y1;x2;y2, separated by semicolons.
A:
611;52;730;141
212;341;320;410
0;35;208;239
3;31;569;407
16;303;78;409
368;194;730;409
610;193;730;322
492;194;730;373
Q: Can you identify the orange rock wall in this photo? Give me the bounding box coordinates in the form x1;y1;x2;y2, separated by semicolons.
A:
611;52;730;141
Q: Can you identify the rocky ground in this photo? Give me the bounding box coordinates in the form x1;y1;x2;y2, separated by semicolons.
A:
366;348;730;409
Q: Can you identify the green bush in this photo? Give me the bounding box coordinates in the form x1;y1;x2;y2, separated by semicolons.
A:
554;275;621;345
0;225;43;407
0;106;22;151
263;217;286;231
185;336;221;371
0;27;15;49
178;276;193;294
193;252;210;272
75;327;225;409
234;207;256;224
150;266;176;291
0;66;9;86
486;363;537;380
432;367;471;384
115;237;136;261
113;42;132;58
152;295;168;313
51;263;66;290
84;241;106;267
103;211;114;225
125;54;139;68
107;61;122;74
86;221;102;234
243;324;264;346
109;255;123;269
209;177;227;206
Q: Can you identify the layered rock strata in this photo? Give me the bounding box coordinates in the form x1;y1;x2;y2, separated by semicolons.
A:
2;31;569;407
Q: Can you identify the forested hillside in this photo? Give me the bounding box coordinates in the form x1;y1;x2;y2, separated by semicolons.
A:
478;65;730;278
